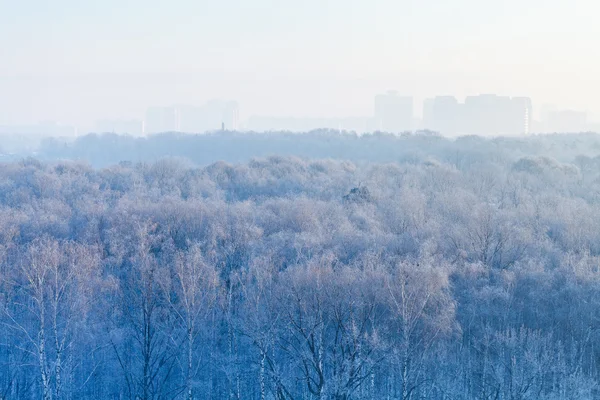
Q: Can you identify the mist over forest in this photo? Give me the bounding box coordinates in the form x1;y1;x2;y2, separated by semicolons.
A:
21;130;600;168
1;131;600;399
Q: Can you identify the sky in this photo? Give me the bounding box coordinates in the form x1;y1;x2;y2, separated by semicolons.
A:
1;0;599;128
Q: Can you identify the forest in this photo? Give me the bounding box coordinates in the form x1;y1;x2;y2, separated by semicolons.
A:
1;131;600;399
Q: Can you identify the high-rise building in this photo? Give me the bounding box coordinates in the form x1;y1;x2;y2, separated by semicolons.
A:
374;91;413;133
422;95;533;136
511;97;533;135
430;96;461;135
144;107;179;134
463;94;513;135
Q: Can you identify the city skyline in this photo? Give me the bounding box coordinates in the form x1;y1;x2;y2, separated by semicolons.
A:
4;1;600;127
0;92;596;137
0;87;597;127
4;0;600;131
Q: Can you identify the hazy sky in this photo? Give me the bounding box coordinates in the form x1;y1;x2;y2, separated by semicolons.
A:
1;0;599;127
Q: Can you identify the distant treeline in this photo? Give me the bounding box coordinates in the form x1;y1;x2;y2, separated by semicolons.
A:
31;130;600;167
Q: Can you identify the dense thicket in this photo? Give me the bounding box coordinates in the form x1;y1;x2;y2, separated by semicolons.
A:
1;135;600;399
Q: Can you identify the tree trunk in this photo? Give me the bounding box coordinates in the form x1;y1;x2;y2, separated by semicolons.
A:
260;351;266;400
187;327;193;400
39;303;52;400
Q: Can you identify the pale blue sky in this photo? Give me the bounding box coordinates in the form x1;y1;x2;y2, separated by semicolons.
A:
1;0;599;127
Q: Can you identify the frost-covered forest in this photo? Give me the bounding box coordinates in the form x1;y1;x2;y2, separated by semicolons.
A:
2;132;600;399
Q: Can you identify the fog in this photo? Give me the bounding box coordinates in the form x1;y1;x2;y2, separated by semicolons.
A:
2;0;600;131
21;131;600;168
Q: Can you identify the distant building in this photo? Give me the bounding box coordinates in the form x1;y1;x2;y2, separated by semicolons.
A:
145;107;179;134
435;96;461;135
95;119;144;136
546;110;588;132
145;100;240;134
463;94;509;135
374;91;413;132
422;95;533;136
511;97;533;135
423;96;461;135
530;104;592;133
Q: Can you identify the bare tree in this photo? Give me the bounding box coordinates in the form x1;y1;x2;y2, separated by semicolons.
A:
2;238;99;400
161;243;220;400
271;254;387;400
384;256;456;400
112;219;176;400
